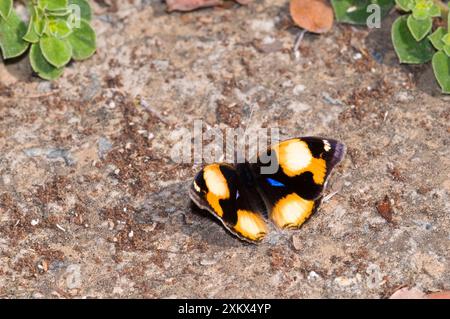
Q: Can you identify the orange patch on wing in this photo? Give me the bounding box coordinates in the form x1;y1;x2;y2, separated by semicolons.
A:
203;164;230;217
233;210;267;242
274;139;326;185
271;193;315;229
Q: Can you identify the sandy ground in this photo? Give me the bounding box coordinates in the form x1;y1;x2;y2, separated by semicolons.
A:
0;0;449;298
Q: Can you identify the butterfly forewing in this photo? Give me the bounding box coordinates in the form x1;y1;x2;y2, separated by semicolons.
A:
250;137;345;229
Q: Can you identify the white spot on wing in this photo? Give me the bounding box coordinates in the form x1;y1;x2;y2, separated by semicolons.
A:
323;139;331;152
193;180;201;192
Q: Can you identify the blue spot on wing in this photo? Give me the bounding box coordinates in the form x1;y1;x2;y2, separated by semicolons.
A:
266;178;285;187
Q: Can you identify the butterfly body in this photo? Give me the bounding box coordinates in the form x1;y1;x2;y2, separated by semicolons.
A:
189;137;345;243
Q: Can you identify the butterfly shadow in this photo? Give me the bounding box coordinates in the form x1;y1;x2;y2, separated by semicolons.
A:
135;181;244;249
186;202;248;249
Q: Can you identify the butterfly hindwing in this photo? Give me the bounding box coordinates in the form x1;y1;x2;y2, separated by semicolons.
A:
250;137;345;229
189;163;268;243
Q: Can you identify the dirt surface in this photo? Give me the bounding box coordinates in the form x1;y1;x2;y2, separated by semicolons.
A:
0;0;449;298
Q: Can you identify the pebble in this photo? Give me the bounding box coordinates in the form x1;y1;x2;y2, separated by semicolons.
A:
307;271;321;281
293;84;306;95
47;149;75;166
322;92;343;106
250;19;275;32
334;276;355;287
292;234;303;251
152;60;169;72
98;137;113;160
65;264;82;289
200;259;217;266
82;73;101;102
37;82;53;93
353;53;362;60
24;148;75;166
395;91;413;103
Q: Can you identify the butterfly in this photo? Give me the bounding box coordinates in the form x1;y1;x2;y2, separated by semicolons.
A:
189;137;346;243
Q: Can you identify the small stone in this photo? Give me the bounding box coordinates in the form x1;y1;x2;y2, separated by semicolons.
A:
128;230;134;238
353;53;362;60
46;148;75;166
98;137;113;160
39;260;49;272
322;92;343;106
152;60;169;71
65;264;82;289
113;286;124;294
82;73;101;102
31;219;39;226
293;84;305;95
307;271;321;280
281;80;293;88
24;148;44;157
334;276;354;287
395;91;412;103
250;19;275;32
200;259;217;266
37;81;53;93
292;234;303;251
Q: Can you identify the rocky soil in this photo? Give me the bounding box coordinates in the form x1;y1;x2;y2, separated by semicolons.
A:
0;0;448;298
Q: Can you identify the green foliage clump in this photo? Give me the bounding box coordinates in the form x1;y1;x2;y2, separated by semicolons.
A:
331;0;450;94
0;0;96;80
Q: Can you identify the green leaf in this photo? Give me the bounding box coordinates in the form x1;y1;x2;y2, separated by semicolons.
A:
428;27;446;50
395;0;412;11
391;16;434;64
0;9;29;59
40;35;72;68
443;33;450;46
46;18;72;39
407;14;432;41
30;42;64;80
23;13;40;43
444;44;450;57
38;0;68;11
431;51;450;93
69;0;92;21
0;0;12;20
428;3;441;17
331;0;395;25
412;0;440;20
67;19;95;60
33;7;46;35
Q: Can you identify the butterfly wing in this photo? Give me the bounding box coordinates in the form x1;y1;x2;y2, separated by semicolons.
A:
250;137;345;229
189;163;268;243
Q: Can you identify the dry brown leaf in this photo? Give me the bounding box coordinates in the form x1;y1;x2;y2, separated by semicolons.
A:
289;0;333;34
426;291;450;299
166;0;250;12
390;287;450;299
389;287;426;299
376;195;393;223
